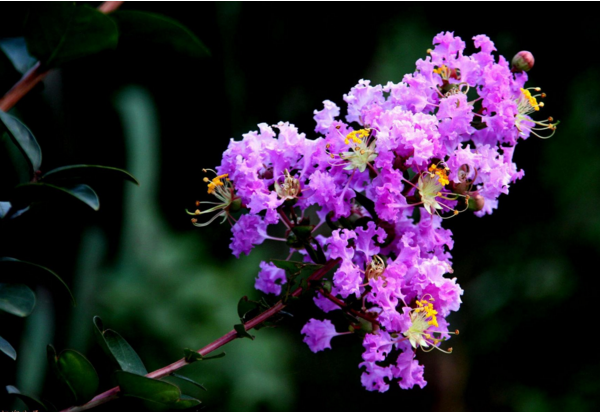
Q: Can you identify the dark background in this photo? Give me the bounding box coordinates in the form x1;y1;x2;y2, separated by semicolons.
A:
1;3;599;412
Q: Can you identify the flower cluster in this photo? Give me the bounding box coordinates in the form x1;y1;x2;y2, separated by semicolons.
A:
191;32;555;391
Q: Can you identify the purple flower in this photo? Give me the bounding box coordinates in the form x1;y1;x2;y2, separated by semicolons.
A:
360;361;393;393
313;100;340;134
301;319;341;353
255;261;287;295
391;345;427;389
229;214;268;258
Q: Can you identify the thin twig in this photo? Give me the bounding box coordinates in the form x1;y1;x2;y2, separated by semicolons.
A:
0;1;124;112
318;287;379;326
60;258;341;412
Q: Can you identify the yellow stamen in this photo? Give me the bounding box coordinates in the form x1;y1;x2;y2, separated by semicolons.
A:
520;88;540;111
344;129;369;145
206;173;229;194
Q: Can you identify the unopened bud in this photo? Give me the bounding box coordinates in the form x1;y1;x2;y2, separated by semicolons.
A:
511;51;534;72
230;198;242;212
468;194;485;212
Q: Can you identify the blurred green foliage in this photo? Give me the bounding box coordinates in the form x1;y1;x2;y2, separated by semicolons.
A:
1;2;599;412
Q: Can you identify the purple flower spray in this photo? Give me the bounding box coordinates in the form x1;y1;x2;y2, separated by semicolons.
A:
189;32;556;391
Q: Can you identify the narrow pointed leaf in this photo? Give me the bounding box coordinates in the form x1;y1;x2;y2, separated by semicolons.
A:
183;348;202;363
93;316;147;375
171;374;207;391
92;316;114;362
24;3;119;68
234;324;255;340
103;329;147;375
0;257;75;304
0;111;42;172
0;335;16;360
11;182;100;211
201;352;226;361
183;348;225;363
42;164;139;185
0;283;35;317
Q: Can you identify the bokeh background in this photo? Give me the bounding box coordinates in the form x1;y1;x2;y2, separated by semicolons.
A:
1;3;599;412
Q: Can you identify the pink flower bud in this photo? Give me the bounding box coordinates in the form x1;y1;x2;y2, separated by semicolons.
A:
512;51;535;72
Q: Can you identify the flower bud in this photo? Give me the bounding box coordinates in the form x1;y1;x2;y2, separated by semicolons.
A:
468;194;485;211
511;51;534;72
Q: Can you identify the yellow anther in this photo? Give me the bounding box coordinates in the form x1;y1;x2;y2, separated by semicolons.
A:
344;129;369;145
206;173;229;194
194;209;201;215
433;65;447;75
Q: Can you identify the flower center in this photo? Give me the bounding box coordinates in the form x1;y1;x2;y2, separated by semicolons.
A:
325;126;378;173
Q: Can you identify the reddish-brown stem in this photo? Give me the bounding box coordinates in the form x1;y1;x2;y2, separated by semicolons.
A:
318;288;379;326
278;208;294;229
401;173;420;197
0;1;123;113
60;258;341;412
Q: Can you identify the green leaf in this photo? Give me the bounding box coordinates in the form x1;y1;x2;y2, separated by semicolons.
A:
0;257;75;305
291;225;314;241
116;371;201;411
171;373;207;392
0;283;35;317
5;385;57;412
271;260;322;281
92;316;113;360
234;324;255;340
42;164;139;185
201;352;226;361
0;111;42;172
183;348;225;363
110;11;210;59
93;316;147;375
0;132;30;200
237;296;259;321
183;348;202;363
270;259;307;274
0;334;16;360
24;3;119;68
103;330;147;375
0;45;23;91
48;346;99;405
11;182;100;211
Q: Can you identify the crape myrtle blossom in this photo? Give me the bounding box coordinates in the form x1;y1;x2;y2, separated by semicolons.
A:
190;32;555;391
